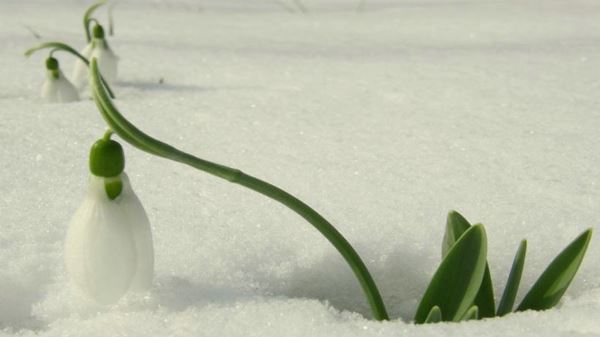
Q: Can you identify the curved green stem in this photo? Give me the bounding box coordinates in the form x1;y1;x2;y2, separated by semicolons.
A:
26;42;88;64
89;59;389;320
25;41;115;99
84;0;107;42
102;128;115;141
87;18;101;33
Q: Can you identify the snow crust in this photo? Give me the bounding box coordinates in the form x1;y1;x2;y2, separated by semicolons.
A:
1;0;599;336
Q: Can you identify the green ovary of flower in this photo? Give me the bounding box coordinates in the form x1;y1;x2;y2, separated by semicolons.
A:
89;132;125;199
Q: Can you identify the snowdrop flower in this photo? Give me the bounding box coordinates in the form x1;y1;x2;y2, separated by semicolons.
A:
65;134;153;304
41;57;79;103
72;24;118;89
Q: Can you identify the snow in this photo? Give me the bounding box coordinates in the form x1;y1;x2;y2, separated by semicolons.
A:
1;0;600;335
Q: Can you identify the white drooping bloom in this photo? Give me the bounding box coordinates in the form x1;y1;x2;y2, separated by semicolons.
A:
41;68;80;103
65;173;154;304
72;24;119;89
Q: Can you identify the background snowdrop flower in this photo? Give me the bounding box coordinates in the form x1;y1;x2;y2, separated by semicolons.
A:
72;24;118;89
41;57;79;103
64;133;154;304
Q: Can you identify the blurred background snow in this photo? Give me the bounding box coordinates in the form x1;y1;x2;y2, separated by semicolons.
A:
0;0;599;336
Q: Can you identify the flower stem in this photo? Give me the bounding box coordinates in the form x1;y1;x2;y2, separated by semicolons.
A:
83;0;107;42
235;173;388;320
103;128;115;141
89;58;389;320
108;3;116;36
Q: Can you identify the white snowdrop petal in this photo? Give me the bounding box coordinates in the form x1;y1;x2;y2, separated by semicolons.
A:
119;173;154;291
65;175;138;304
95;44;118;86
55;74;80;102
41;79;59;103
71;43;94;89
41;70;80;103
71;40;118;89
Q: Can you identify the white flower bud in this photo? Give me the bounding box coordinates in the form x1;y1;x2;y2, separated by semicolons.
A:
65;173;154;304
41;69;80;103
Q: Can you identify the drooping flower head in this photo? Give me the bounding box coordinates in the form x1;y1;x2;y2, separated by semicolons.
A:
41;56;79;103
72;24;119;89
65;133;153;304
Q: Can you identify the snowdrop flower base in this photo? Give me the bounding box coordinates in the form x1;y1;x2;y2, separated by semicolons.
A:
65;136;153;304
41;57;79;103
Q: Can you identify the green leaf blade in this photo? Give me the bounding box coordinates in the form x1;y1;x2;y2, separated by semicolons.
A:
497;240;527;316
517;229;592;312
415;224;488;323
442;211;495;318
474;265;495;318
442;210;472;257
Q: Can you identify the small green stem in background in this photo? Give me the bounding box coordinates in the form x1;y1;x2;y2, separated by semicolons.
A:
24;41;115;99
89;58;389;321
84;0;107;42
108;2;116;36
87;18;101;33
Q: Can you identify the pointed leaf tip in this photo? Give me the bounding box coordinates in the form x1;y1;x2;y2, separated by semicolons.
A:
497;239;527;316
517;229;592;312
442;210;472;258
424;306;442;323
415;224;488;323
441;213;496;318
461;305;479;321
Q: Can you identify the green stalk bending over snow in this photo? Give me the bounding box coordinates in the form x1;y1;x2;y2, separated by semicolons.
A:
88;58;389;321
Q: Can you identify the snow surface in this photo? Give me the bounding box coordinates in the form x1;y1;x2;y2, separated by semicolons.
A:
1;0;600;336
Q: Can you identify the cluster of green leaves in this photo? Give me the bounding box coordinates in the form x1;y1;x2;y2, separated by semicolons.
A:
415;211;592;323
